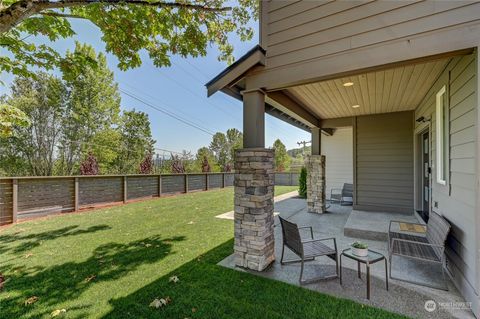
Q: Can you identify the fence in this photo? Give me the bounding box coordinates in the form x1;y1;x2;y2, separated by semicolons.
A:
0;172;298;225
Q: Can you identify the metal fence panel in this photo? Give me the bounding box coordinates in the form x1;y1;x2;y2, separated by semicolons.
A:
80;176;123;207
127;176;158;200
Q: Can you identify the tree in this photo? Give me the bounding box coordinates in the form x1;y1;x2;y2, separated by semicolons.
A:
171;154;185;174
0;103;30;138
116;109;155;174
298;166;307;198
272;139;290;172
2;73;67;176
139;152;153;174
209;128;242;171
80;152;99;175
58;42;121;175
0;0;258;78
195;146;219;172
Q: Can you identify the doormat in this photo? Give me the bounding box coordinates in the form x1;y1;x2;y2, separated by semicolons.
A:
399;223;426;233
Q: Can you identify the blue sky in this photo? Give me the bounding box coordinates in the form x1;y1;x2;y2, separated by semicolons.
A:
0;18;309;155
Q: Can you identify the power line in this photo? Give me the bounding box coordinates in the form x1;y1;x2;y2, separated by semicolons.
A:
120;88;215;136
158;70;241;123
172;60;294;138
120;81;219;132
58;137;184;156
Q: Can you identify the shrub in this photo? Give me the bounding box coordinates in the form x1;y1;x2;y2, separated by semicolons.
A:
298;166;307;198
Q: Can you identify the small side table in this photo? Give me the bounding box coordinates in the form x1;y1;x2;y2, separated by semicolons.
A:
339;248;388;299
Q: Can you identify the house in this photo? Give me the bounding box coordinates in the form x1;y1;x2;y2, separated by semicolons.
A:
206;1;480;317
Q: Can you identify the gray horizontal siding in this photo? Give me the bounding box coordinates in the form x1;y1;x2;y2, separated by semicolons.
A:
264;1;480;69
355;111;414;213
414;54;477;301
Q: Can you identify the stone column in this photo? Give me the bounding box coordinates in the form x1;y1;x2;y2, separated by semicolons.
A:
305;155;326;214
234;148;275;271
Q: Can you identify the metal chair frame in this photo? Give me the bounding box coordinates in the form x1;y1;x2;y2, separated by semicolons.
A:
279;216;339;284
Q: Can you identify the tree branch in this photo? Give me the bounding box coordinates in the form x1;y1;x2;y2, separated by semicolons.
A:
40;10;88;20
0;0;232;33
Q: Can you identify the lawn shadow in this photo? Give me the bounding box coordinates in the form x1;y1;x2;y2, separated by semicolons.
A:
0;235;185;319
102;240;406;319
0;225;111;254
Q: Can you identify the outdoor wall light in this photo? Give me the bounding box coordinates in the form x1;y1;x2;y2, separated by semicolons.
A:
343;82;354;87
416;116;431;123
352;104;360;108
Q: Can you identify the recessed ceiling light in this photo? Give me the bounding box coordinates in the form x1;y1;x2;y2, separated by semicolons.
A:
352;104;360;108
343;82;354;87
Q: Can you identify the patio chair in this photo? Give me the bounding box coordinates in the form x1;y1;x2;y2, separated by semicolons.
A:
330;183;353;205
278;216;339;284
388;211;451;290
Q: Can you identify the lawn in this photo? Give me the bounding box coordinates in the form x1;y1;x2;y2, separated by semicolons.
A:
0;186;406;319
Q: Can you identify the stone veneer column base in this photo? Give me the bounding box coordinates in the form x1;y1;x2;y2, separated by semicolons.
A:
233;148;275;271
305;155;326;214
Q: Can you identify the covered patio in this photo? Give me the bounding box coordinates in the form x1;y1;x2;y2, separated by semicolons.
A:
219;195;473;319
206;42;479;317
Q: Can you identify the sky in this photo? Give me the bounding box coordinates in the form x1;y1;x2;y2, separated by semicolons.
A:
0;18;309;156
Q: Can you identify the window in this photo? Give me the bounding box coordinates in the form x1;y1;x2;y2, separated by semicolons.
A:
435;85;448;185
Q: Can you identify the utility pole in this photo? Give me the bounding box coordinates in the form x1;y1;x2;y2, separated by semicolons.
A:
297;140;311;156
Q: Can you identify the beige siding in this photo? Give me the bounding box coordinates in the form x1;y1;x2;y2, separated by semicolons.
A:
355;111;414;213
265;1;478;69
415;54;478;300
322;127;353;199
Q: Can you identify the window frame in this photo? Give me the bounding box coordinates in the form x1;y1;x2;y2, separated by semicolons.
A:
435;85;448;186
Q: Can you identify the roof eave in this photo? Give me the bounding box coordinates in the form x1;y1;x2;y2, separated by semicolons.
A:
206;45;266;97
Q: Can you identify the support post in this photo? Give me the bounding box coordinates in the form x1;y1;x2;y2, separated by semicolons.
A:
222;173;225;188
185;174;188;193
305;155;326;214
74;177;79;211
311;126;321;155
12;178;18;223
206;173;209;191
234;148;275;271
233;87;275;271
242;89;265;148
123;176;127;203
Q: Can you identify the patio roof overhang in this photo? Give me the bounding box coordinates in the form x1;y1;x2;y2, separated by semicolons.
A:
206;45;319;132
207;47;474;131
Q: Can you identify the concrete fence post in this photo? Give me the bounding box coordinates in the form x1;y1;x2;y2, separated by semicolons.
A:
12;178;18;223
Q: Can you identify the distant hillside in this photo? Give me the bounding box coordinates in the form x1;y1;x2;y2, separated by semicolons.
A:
287;146;311;158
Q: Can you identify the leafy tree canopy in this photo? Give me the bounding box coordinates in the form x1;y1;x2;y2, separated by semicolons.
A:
0;0;258;78
272;138;290;172
0;103;29;137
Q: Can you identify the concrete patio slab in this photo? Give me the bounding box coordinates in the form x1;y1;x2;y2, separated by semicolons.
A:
215;191;299;220
218;198;474;319
344;210;422;241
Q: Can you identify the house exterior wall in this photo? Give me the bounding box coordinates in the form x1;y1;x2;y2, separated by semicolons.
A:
252;1;480;90
354;111;414;213
415;53;479;313
321;127;353;200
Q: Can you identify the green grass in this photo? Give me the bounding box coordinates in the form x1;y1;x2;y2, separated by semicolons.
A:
0;186;406;319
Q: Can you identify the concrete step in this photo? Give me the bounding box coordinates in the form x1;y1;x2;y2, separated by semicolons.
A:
343;210;421;241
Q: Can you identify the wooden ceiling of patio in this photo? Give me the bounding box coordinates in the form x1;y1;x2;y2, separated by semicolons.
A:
285;57;451;119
